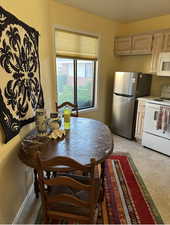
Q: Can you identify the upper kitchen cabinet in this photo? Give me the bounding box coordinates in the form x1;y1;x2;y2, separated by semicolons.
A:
151;31;170;75
114;36;131;55
115;34;153;56
163;31;170;51
150;32;164;73
131;34;153;55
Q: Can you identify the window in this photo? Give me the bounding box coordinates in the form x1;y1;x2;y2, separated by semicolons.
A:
55;29;98;110
56;57;96;109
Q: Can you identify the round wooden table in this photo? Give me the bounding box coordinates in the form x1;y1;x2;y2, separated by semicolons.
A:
18;117;114;197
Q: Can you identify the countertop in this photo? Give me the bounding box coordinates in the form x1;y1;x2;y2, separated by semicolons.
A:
137;96;170;106
137;96;157;101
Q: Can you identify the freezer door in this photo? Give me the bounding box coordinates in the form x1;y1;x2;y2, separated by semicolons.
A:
136;74;152;97
114;72;138;96
111;94;135;139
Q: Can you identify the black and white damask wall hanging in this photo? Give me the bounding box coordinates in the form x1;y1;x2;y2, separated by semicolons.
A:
0;6;44;143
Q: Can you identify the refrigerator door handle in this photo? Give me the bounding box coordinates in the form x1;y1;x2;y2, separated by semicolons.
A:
114;92;133;98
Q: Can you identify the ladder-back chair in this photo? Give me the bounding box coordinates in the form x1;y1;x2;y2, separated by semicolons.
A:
56;102;78;117
36;152;100;224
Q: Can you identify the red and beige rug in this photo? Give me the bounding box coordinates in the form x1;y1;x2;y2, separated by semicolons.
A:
102;153;163;224
36;153;163;224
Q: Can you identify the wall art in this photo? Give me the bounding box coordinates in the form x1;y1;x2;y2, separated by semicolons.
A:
0;6;44;143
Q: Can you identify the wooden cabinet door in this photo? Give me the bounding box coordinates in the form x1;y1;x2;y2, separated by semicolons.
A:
163;32;170;51
150;32;164;73
131;34;153;55
114;37;131;55
135;100;146;142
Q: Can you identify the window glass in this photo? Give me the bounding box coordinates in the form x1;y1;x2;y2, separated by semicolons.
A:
77;60;95;109
56;58;74;105
162;62;170;71
56;57;96;110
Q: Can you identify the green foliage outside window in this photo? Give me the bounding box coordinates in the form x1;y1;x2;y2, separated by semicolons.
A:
58;82;92;108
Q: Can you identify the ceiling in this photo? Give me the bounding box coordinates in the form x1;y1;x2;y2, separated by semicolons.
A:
55;0;170;23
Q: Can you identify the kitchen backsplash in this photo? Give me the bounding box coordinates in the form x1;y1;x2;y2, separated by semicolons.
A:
151;75;170;97
116;55;152;73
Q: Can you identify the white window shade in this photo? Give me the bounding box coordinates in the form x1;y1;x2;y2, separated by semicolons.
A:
55;30;98;60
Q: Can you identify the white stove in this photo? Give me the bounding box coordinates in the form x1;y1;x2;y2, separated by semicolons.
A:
146;98;170;106
142;98;170;156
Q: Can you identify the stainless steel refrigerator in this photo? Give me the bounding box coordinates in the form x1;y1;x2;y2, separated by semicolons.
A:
111;72;152;139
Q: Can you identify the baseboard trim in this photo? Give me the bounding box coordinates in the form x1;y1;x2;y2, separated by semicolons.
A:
12;184;34;225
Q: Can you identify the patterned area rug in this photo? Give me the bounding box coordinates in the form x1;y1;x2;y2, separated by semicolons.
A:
35;153;163;224
102;153;163;224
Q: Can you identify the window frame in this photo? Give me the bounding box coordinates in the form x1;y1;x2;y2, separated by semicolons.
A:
56;56;97;111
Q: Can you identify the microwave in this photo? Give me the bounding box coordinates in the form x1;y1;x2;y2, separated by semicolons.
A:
157;52;170;76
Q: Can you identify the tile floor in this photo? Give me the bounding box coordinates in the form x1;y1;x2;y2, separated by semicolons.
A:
18;135;170;224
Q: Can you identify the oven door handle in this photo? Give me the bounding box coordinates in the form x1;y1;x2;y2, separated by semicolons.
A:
154;111;158;120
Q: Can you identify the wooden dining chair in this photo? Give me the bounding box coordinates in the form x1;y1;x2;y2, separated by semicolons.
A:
56;101;78;117
36;152;101;224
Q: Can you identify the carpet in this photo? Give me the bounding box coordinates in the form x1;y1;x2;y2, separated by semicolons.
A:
36;153;164;224
102;153;164;224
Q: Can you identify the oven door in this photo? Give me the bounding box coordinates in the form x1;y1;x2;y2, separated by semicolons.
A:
143;102;170;139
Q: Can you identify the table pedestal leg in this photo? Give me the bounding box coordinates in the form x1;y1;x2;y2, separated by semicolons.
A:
34;169;39;198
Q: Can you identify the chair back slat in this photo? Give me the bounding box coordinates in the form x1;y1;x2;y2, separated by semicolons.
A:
46;193;89;208
40;156;89;171
47;210;89;223
44;176;91;190
56;101;78;117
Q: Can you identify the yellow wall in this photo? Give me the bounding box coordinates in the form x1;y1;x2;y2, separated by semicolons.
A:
48;0;120;124
116;14;170;96
0;0;52;223
0;0;120;223
118;14;170;36
2;1;170;223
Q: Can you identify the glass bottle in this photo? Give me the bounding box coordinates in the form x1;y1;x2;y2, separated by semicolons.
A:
64;106;71;129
